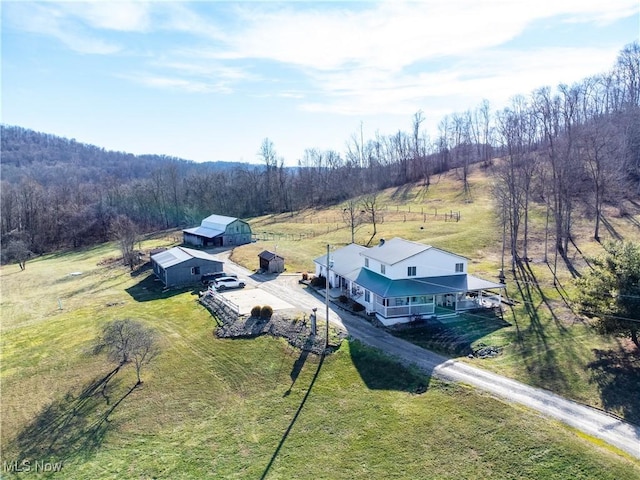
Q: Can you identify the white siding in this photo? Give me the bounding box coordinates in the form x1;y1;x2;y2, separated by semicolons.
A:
384;249;467;279
363;258;386;276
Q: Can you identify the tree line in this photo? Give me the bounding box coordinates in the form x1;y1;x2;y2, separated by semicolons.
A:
492;42;639;276
1;43;638;269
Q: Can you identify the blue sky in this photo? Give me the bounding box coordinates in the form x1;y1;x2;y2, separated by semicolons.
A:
2;1;639;165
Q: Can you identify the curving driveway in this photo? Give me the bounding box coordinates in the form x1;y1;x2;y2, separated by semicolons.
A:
214;251;640;459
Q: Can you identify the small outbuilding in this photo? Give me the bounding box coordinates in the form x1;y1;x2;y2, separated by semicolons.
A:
183;214;252;248
258;250;285;274
151;246;223;288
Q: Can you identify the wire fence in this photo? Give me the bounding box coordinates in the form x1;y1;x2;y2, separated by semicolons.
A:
253;225;342;242
255;206;461;227
252;205;461;241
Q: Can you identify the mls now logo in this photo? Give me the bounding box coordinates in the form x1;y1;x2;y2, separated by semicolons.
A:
3;460;63;473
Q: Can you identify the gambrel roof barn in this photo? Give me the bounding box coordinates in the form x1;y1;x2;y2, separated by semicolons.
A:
183;214;252;248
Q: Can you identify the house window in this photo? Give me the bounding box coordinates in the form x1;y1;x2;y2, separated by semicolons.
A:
365;258;369;268
381;264;386;274
364;290;370;302
455;263;464;273
407;266;416;277
191;266;201;275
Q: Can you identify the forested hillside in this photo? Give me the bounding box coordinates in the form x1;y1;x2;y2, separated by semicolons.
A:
1;43;638;267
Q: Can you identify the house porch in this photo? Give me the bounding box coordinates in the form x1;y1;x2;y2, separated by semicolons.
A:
370;289;502;325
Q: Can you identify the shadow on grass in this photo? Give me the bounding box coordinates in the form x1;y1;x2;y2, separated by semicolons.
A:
11;367;138;463
508;261;590;396
261;354;325;480
517;260;567;333
349;340;431;392
284;337;314;397
260;340;432;479
391;310;510;358
588;344;640;426
125;273;198;302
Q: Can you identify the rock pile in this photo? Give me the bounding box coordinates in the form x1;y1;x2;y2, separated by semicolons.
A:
473;343;502;358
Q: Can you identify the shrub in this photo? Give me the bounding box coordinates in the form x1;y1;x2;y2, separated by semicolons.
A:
251;305;262;318
351;301;365;312
301;272;309;281
339;294;349;304
260;305;274;319
310;275;326;288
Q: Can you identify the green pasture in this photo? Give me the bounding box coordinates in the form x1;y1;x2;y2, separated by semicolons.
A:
2;164;640;477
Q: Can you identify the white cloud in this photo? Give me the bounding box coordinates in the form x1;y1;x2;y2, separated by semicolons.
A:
6;1;638;117
222;0;637;72
299;45;625;118
119;72;233;94
186;0;636;117
60;1;152;32
149;58;254;83
4;2;122;54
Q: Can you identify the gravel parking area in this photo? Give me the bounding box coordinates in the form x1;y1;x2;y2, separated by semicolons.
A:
217;287;295;315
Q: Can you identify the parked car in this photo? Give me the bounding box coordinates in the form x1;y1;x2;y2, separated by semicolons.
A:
201;272;237;285
212;276;245;291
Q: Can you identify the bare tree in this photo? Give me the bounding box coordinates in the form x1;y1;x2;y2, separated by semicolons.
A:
360;192;382;247
111;215;138;270
495;95;539;267
342;197;365;243
471;99;494;167
576;113;623;241
2;237;32;270
345;121;366;168
101;319;158;385
411;110;431;188
532;85;582;262
451;112;474;195
259;138;278;211
614;41;640;108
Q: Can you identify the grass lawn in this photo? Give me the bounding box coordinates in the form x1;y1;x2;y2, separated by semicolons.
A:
2;241;639;478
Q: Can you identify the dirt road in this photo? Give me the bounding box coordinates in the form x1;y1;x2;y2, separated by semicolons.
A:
217;251;640;459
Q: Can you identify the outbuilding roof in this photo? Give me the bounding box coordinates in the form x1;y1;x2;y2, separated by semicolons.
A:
183;214;248;238
182;226;224;239
258;250;284;261
201;214;246;230
151;246;220;269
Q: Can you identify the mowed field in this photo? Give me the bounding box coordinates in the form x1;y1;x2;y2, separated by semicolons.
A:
2;165;640;478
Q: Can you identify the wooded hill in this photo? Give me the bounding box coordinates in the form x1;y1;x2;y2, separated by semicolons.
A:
1;43;638;264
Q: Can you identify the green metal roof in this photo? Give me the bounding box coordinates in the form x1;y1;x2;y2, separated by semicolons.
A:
354;268;503;297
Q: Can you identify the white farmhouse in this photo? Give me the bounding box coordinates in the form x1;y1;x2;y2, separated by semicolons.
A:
314;238;504;326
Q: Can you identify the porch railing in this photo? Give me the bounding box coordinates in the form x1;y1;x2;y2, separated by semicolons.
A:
374;304;435;318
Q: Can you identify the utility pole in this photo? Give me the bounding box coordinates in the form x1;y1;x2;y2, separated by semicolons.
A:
325;244;330;349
